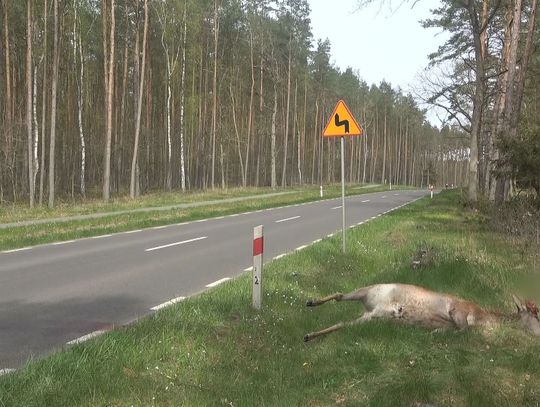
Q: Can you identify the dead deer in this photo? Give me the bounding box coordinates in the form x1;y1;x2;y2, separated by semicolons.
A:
304;283;540;342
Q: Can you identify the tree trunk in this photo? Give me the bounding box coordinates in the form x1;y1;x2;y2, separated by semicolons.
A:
48;0;59;208
26;0;34;207
39;0;48;206
179;0;187;192
130;0;148;198
211;0;219;189
271;83;277;189
281;37;292;187
103;0;115;201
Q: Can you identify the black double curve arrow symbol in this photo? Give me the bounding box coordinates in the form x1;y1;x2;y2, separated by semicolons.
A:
334;113;350;133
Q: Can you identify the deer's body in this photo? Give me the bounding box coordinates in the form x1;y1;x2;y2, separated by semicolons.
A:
304;283;539;342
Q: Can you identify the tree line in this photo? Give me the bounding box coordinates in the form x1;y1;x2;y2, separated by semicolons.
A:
1;0;465;208
411;0;539;203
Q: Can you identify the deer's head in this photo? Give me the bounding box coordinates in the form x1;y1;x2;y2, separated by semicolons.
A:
512;294;540;336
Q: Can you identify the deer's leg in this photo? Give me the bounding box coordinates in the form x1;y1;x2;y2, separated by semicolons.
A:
306;287;369;307
306;292;343;307
304;306;399;342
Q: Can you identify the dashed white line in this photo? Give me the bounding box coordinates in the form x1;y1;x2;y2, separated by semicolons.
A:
312;239;322;244
150;296;186;311
361;199;370;203
357;221;365;225
67;330;108;346
0;369;16;376
275;215;301;223
145;236;207;252
331;206;342;210
206;277;231;288
1;247;31;254
296;245;308;251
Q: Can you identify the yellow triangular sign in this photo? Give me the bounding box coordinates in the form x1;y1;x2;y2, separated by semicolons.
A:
322;100;363;137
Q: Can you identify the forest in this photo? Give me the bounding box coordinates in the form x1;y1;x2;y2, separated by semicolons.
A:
0;0;538;207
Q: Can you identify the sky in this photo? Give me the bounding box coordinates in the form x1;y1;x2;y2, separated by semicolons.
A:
308;0;446;94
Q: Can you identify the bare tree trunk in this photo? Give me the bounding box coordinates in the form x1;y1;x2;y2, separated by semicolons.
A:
26;0;34;207
74;2;86;197
39;0;48;205
48;0;59;208
211;0;219;189
3;0;13;201
230;84;245;186
281;37;292;187
33;62;39;200
130;0;148;198
271;83;277;189
103;0;115;201
179;0;187;192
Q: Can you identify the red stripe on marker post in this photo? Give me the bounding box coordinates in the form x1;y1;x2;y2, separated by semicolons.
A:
252;225;264;310
253;237;264;256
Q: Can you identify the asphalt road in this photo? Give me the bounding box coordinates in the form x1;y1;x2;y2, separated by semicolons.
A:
0;189;428;371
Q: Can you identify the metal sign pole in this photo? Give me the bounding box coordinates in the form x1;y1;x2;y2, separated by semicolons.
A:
341;136;346;253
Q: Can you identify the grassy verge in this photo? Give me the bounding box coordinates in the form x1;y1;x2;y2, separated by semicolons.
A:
0;184;397;251
3;190;539;406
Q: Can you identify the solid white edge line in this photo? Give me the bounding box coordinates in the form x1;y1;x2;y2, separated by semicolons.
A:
145;236;207;252
91;234;113;239
331;206;342;210
273;253;287;260
152;225;168;230
206;277;231;288
0;369;16;376
244;266;253;271
313;239;322;244
124;229;142;234
2;247;31;254
150;296;186;311
67;330;108;346
275;215;301;223
52;240;76;246
296;245;308;251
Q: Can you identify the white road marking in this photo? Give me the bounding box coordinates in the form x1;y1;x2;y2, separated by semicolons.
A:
394;193;400;196
0;369;16;376
275;215;301;223
195;219;208;223
52;240;76;246
67;330;108;345
150;296;186;311
145;236;207;252
361;199;370;203
331;206;342;210
215;216;225;220
296;245;308;251
312;239;322;244
152;225;168;230
244;266;253;272
274;254;287;260
91;234;112;239
357;221;364;225
327;233;334;238
2;247;31;254
382;195;387;198
124;229;142;234
206;277;231;288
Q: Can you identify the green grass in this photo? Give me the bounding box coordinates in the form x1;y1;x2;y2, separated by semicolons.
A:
2;190;539;406
0;184;397;251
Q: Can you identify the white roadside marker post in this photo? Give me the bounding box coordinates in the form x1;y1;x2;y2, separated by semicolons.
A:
252;225;264;310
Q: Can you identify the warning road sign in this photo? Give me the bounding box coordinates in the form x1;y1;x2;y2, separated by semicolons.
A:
322;100;363;137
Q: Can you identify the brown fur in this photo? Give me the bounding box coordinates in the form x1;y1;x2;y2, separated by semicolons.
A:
304;283;540;342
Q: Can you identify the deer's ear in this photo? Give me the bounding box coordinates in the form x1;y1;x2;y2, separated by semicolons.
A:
512;294;526;313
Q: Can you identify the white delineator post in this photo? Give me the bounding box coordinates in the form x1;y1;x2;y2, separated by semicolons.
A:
252;225;264;309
